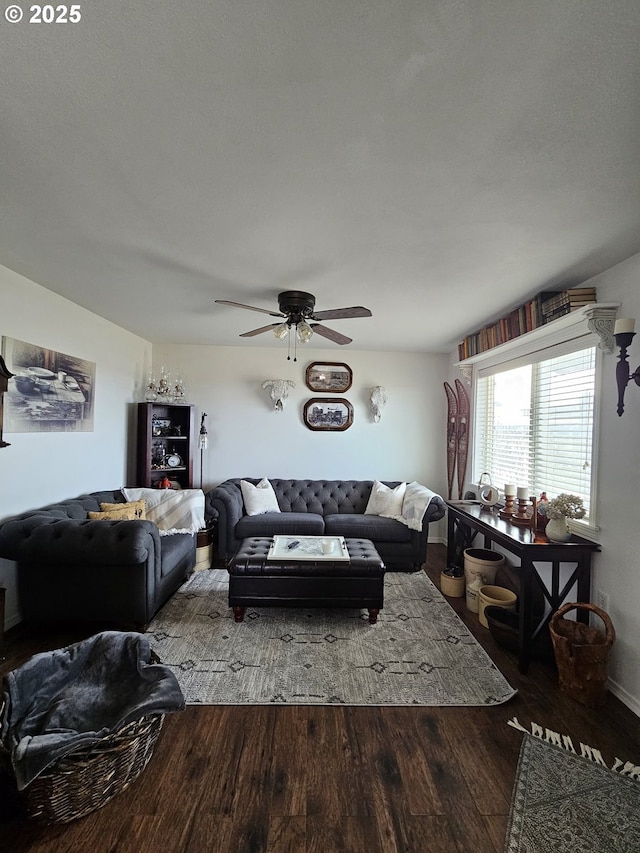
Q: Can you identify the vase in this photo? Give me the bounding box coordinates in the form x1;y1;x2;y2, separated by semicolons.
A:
546;516;571;543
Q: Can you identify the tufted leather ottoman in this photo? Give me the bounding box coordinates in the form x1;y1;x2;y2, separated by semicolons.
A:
228;536;386;624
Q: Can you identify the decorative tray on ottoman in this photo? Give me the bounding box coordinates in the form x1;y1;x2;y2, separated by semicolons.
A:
267;535;349;562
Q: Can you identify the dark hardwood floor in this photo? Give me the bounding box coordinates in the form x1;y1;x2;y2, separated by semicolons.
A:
1;544;638;852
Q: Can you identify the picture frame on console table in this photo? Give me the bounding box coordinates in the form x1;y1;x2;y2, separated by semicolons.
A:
303;398;353;431
305;361;352;393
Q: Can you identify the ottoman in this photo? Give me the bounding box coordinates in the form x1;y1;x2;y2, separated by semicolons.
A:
228;536;386;624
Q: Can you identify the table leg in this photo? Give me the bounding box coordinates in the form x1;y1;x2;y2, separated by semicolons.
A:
368;608;379;625
233;606;245;623
518;558;535;674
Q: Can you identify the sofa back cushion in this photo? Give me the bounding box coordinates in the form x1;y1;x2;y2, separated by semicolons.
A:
263;479;403;516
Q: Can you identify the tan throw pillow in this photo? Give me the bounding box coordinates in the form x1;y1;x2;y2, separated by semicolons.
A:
88;506;137;521
100;500;147;519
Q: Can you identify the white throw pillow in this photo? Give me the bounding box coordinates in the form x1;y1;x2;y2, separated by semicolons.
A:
240;478;281;516
365;480;406;519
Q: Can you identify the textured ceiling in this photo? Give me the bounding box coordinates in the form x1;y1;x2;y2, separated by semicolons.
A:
1;1;640;353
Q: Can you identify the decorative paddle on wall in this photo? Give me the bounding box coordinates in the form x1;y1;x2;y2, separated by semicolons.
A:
443;379;471;500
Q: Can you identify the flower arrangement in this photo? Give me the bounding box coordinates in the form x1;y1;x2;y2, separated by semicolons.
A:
546;493;585;520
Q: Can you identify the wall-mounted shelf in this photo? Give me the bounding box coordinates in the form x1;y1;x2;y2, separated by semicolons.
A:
456;303;620;378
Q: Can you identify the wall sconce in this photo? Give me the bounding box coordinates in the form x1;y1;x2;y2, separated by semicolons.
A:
370;386;388;423
614;318;640;416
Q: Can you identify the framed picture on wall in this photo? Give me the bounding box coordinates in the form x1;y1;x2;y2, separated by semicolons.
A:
1;337;95;433
305;362;352;393
303;398;353;431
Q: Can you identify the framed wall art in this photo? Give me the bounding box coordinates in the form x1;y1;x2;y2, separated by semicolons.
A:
305;361;352;393
1;337;95;433
303;398;353;431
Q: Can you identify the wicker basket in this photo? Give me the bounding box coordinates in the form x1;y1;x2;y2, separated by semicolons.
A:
0;646;171;823
1;710;165;823
550;602;615;708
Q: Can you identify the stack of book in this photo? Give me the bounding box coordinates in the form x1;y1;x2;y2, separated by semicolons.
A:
457;287;597;360
537;287;597;323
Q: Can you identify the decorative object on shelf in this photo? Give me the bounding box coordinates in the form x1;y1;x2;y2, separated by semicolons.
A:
303;398;353;431
261;379;295;412
613;317;640;416
369;386;387;423
545;493;585;542
215;291;372;362
0;353;15;448
144;367;187;404
306;362;353;393
499;483;516;519
511;487;534;527
164;451;183;468
144;372;157;401
443;379;470;500
199;412;208;489
476;472;499;507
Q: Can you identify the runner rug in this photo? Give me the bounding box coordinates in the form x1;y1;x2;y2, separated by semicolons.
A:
504;734;640;852
147;569;516;706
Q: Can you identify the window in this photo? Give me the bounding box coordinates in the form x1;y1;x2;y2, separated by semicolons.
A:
473;342;597;526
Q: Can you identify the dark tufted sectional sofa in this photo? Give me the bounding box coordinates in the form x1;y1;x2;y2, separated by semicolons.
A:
0;490;196;628
206;478;446;571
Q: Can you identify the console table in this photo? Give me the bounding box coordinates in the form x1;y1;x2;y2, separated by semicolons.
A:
445;501;600;673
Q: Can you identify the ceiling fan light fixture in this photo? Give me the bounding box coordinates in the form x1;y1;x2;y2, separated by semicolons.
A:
296;320;313;343
273;322;289;340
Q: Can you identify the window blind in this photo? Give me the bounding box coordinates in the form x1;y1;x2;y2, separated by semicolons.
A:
474;344;596;521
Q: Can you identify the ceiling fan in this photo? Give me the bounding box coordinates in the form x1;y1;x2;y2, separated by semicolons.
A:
215;290;373;360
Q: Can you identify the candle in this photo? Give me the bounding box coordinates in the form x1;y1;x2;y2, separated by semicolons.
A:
614;318;636;335
517;486;529;500
504;484;517;496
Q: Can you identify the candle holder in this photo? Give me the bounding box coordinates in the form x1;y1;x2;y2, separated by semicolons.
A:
499;494;515;520
511;497;532;527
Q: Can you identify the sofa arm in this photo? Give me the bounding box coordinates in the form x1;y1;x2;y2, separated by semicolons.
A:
0;517;160;567
206;480;245;560
422;493;447;524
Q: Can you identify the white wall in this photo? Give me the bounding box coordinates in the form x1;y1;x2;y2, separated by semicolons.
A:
157;344;449;492
582;254;640;714
0;264;152;629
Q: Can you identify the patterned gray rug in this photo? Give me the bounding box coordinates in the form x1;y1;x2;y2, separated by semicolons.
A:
147;569;516;705
505;735;640;852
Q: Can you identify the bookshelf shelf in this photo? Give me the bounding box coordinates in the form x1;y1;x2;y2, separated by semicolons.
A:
457;288;604;361
456;303;620;372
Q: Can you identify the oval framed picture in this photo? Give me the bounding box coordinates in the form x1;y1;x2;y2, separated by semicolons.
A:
305;362;352;393
303;398;353;431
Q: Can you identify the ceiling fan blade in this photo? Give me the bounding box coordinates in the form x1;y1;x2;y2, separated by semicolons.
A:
311;324;352;345
311;306;372;321
239;324;281;337
215;299;284;318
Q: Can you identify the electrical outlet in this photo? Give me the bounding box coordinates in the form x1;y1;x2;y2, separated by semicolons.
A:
596;589;610;613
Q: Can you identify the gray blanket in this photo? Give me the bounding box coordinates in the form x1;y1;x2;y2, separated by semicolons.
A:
1;631;185;790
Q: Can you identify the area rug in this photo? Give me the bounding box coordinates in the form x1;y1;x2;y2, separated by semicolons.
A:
147;569;515;705
504;734;640;852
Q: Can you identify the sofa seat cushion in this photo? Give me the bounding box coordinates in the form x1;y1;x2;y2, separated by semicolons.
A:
324;513;412;542
159;532;195;577
235;512;325;539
